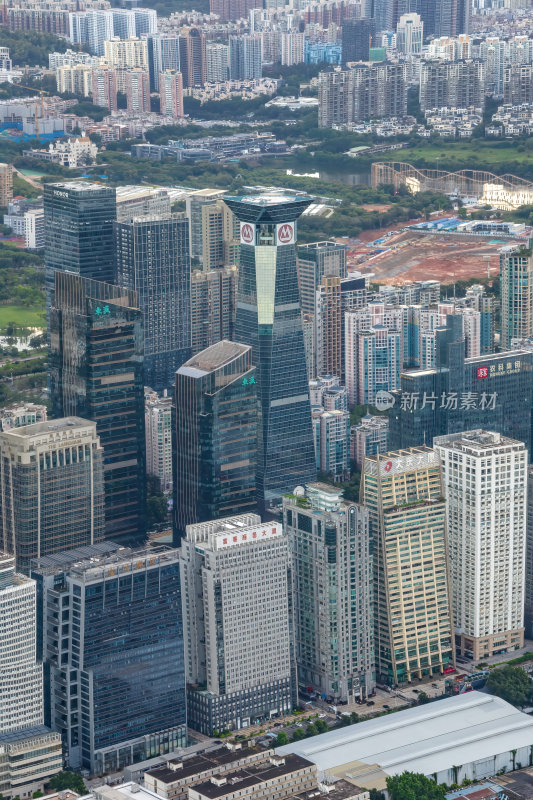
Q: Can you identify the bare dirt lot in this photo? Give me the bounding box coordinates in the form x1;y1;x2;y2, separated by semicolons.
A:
347;229;506;284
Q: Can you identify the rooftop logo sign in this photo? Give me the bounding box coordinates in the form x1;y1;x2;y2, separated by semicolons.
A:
240;222;255;245
276;222;295;246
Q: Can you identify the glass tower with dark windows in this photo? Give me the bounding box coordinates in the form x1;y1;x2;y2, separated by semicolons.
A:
114;214;191;392
173;340;258;539
223;195;316;511
32;544;186;776
44;182;117;311
49;272;146;544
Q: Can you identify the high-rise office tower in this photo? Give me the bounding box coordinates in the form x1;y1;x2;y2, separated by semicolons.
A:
0;553;43;733
91;67;118;111
190;267;237;356
114;214;191;391
206;42;229;82
435;431;527;661
229;34;262;80
159;70;183;117
145;389;173;494
44;182;117;307
146;33;180;91
284;483;374;702
49;273;146;543
179;28;207;88
181;514;295;735
297;241;347;316
186;189;226;264
174;341;258;537
32;544;186;775
361;447;454;685
0;162;13;207
0;419;105;575
501;240;533;350
341;18;376;65
224;194;317;510
396;11;423;54
125;68;151;112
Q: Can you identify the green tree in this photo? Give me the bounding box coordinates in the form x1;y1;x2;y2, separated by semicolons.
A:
369;791;386;800
315;718;328;733
47;771;87;795
487;665;533;707
274;732;289;746
386;772;447;800
418;691;430;704
291;727;306;741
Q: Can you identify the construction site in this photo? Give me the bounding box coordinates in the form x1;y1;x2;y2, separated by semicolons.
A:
345;220;532;283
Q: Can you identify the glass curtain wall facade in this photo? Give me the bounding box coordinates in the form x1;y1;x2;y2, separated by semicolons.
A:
114;215;191;392
44;182;117;309
49;272;146;543
223;195;316;510
173;341;258;538
32;545;186;776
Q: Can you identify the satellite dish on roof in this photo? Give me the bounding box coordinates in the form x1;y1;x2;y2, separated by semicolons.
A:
293;486;305;496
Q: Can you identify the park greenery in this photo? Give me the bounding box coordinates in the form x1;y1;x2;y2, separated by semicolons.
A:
0;29;69;67
486;664;533;708
0;244;44;310
386;772;447;800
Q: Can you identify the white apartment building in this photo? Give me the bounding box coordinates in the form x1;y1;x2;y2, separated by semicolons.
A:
435;430;527;660
344;304;402;406
280;32;305;66
180;514;294;735
144;389;173;493
0;554;43;734
206;43;228;82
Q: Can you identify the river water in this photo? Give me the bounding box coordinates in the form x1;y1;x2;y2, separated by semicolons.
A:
319;169;372;187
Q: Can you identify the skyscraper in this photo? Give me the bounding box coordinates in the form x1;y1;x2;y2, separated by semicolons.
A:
125;68;151;113
114;214;191;391
396;12;423;54
49;272;146;543
224;194;317;510
0;419;105;575
315;276;343;379
159;70;183;118
229;35;262;80
145;389;173;494
186;189;226;264
341;18;376;65
0;553;43;733
179;28;207;88
0;553;63;797
44;182;117;306
284;483;374;702
501;240;533;350
174;341;258;537
32;544;186;775
435;431;527;660
0;162;13;207
181;514;295;735
206;42;229;82
389;319;533;453
190;267;237;356
361;447;454;685
146;32;180;90
297;240;347;316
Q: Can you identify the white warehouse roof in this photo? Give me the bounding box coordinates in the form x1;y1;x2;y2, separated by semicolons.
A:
276;692;533;790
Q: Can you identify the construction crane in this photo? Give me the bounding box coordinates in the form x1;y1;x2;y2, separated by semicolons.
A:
15;85;50;141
